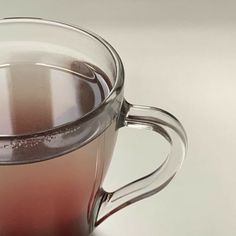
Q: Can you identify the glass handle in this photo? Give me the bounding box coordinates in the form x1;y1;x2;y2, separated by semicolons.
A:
95;100;187;226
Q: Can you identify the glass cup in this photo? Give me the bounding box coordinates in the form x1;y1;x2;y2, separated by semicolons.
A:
0;18;187;236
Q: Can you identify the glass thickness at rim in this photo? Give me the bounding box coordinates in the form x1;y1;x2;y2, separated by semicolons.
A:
0;17;124;139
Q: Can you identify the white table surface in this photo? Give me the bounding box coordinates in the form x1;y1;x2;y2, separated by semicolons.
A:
1;1;236;235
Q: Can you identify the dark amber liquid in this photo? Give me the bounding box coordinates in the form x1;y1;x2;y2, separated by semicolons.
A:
0;62;116;236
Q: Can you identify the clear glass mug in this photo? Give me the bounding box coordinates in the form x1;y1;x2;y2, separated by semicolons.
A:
0;18;187;236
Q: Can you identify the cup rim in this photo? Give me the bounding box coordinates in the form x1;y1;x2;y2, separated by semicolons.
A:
0;17;124;140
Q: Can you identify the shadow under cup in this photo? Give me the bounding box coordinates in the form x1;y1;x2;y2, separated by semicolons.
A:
0;18;124;236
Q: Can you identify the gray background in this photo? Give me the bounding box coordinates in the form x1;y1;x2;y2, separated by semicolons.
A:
1;1;236;235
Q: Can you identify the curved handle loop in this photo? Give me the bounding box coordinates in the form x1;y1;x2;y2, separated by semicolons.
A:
95;100;187;226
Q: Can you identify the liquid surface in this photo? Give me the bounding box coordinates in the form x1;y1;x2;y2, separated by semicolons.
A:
0;62;111;136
